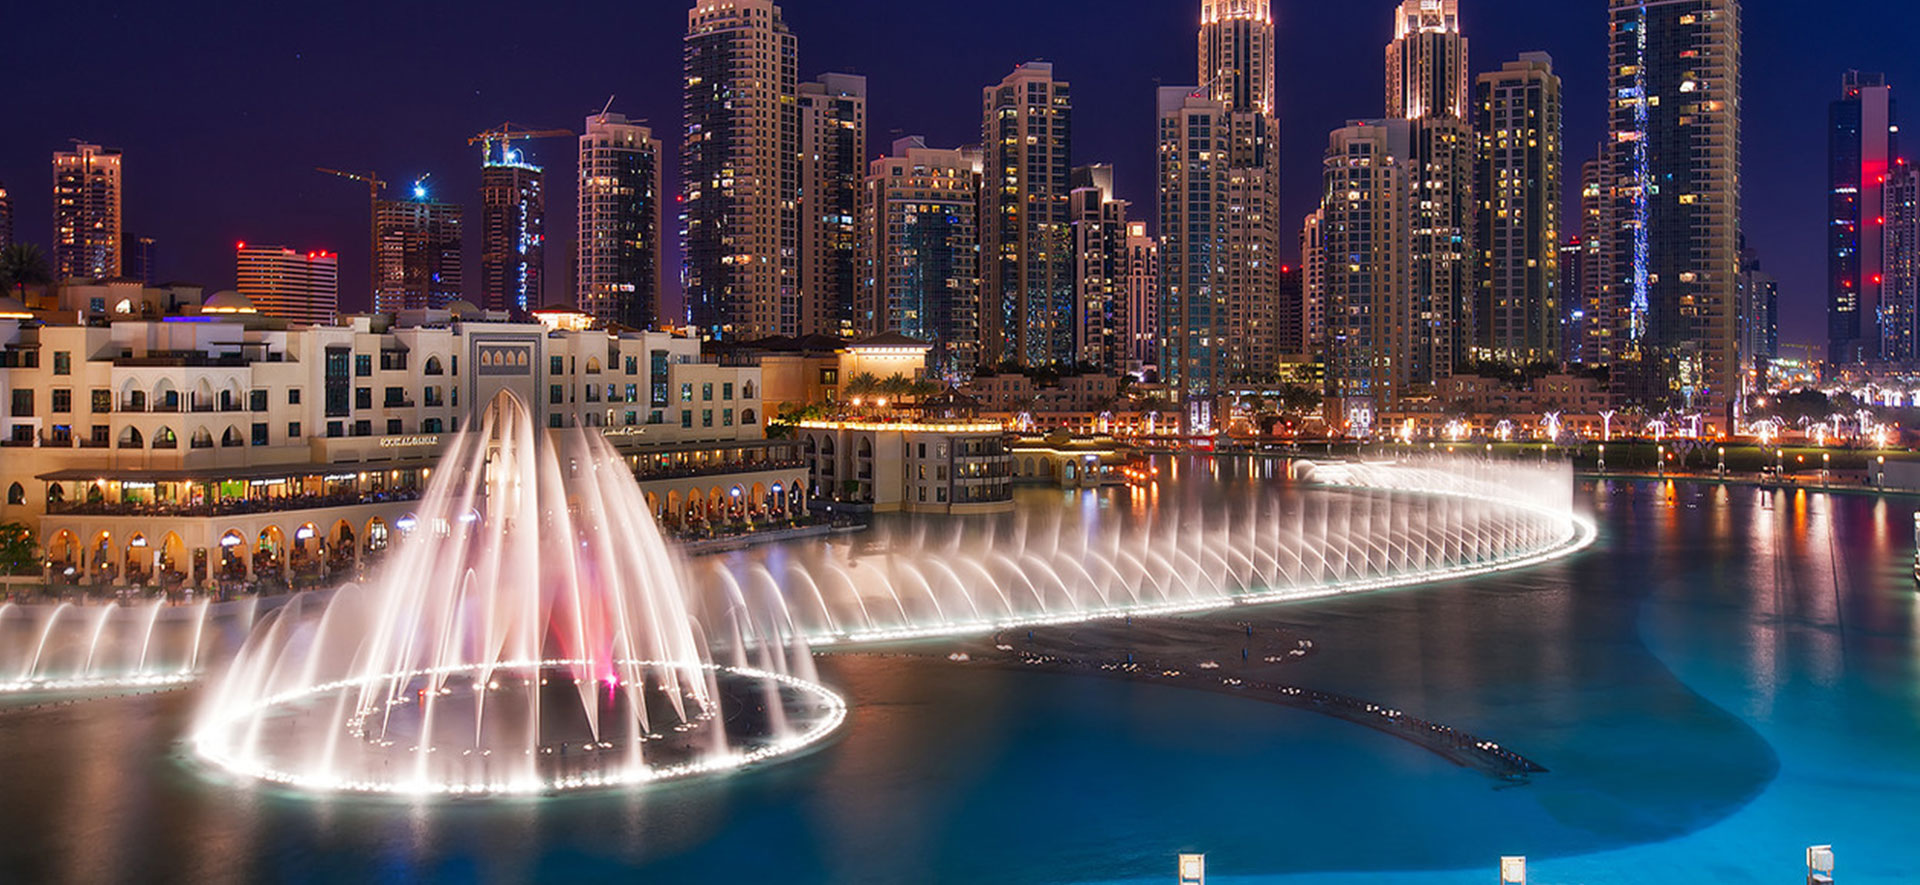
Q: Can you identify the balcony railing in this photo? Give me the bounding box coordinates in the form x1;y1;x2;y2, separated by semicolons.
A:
46;488;425;519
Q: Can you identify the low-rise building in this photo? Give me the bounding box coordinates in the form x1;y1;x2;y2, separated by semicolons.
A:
795;418;1013;514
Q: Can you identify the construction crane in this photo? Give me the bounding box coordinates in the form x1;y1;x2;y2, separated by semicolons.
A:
315;167;389;304
469;122;573;167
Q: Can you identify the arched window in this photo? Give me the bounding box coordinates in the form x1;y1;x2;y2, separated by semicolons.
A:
742;381;756;400
6;483;23;505
118;426;144;449
152;427;178;449
191;428;213;449
742;408;757;425
46;482;65;505
425;356;445;376
586;358;602;375
221;426;244;447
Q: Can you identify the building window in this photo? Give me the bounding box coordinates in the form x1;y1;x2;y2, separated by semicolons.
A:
325;348;351;417
549;414;564;429
250;390;268;412
625;356;638;375
288;388;302;405
352;420;371;437
624;384;637;403
53;352;71;375
355;388;372;410
550;384;564;405
681;411;692;428
91;389;111;412
723;382;734;400
423;418;442;433
649;410;664;425
288;422;302;438
702;409;713;428
91;425;109;446
10;390;32;418
326;420;343;438
550;356;565;376
252;423;269;446
384;387;407;407
51;389;72;413
722;408;733;426
702;382;714;401
355;354;372;377
387;419;402;435
681;382;693;402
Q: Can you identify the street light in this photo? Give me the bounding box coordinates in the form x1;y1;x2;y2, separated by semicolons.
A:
1718;447;1726;477
1597;444;1607;473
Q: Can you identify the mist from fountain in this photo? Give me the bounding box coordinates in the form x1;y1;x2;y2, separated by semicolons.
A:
192;392;844;796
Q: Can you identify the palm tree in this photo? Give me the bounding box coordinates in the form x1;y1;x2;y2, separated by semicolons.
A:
0;244;54;296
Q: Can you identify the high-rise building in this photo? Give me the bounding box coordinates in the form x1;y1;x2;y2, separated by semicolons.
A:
52;143;122;280
684;0;799;340
1473;52;1563;365
1882;159;1920;363
480;145;545;314
982;61;1073;368
1070;165;1130;373
1386;0;1471;383
0;181;12;251
1577;153;1612;365
1603;0;1742;416
1829;71;1897;365
1300;209;1326;363
1124;221;1159;377
122;233;156;285
861;137;983;377
237;244;340;325
799;73;868;340
374;190;464;313
1158;0;1283;425
577;112;665;331
1321;119;1414;414
1735;236;1778;382
1560;236;1589;362
1276;263;1305;359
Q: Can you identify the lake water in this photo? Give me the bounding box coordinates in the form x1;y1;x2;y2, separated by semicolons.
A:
1;466;1915;883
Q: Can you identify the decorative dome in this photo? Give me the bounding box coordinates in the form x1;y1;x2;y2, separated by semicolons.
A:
0;295;31;319
201;290;256;314
445;300;481;319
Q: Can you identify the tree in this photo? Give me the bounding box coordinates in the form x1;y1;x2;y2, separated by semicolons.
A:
0;244;53;297
845;372;881;398
0;522;39;577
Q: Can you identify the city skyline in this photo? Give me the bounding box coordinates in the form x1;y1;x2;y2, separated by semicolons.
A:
1;1;1913;349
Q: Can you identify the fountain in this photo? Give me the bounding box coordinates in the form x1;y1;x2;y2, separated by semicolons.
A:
192;393;844;796
0;597;212;693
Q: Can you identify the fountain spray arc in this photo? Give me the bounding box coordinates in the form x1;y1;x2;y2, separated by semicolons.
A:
192;392;844;796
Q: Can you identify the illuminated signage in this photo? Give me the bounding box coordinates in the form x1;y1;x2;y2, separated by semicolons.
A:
379;435;441;449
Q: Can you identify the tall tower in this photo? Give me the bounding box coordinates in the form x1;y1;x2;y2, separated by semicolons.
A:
798;73;868;339
684;0;799;340
1883;159;1920;364
52;143;122;279
1300;209;1327;362
1322;119;1414;417
122;233;156;284
238;244;340;325
1604;0;1742;415
1069;164;1130;373
1124;221;1159;376
1578;152;1611;365
1829;71;1897;365
374;186;464;312
982;61;1073;368
861;137;983;377
577;112;665;331
1200;0;1275;116
1473;52;1563;364
1385;0;1471;383
480;145;545;313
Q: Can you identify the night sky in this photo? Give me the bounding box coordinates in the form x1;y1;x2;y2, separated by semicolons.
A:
1;0;1910;350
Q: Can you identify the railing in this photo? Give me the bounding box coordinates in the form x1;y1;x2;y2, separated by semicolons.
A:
46;489;425;519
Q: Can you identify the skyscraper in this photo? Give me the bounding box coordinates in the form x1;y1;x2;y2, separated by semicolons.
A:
1321;119;1414;416
1158;0;1282;425
1736;236;1779;379
1603;0;1742;416
982;61;1073;368
480;145;545;314
683;0;799;340
1070;164;1130;373
1829;71;1897;365
1385;0;1471;383
1560;236;1589;362
238;244;340;325
1300;209;1326;363
1577;153;1612;365
1882;159;1920;363
861;137;982;377
799;73;868;339
52;143;122;280
577;112;665;331
1473;52;1563;365
0;182;12;251
1124;221;1159;376
374;190;463;313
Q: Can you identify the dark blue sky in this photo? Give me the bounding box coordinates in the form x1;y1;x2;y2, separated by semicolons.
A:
0;0;1908;348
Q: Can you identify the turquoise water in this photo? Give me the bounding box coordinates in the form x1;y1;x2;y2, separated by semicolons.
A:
0;473;1915;882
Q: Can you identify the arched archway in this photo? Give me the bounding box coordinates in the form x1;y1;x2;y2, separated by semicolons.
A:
153;426;178;449
159;532;186;586
47;530;80;581
190;427;214;449
328;519;356;572
193;378;215;412
220;380;244;412
118;426;144;449
153;378;180;411
5;482;22;505
45;482;64;506
425;355;445;375
365;517;389;560
88;531;115;584
218;530;247;580
742;407;757;425
289;523;319;579
124;533;151;584
750;482;767;517
258;526;287;583
221;426;244;447
119;379;146;411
